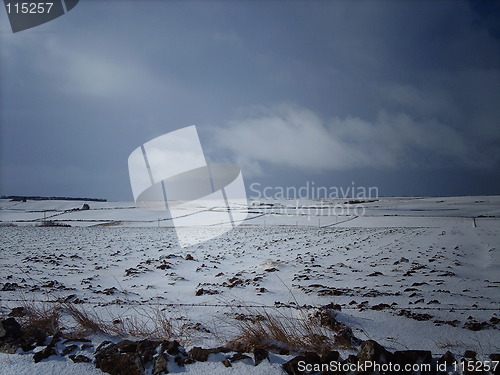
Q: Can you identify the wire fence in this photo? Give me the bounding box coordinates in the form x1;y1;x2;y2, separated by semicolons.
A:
1;297;498;311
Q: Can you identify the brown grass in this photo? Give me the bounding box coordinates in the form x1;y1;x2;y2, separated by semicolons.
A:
227;306;338;354
62;302;184;342
19;300;62;337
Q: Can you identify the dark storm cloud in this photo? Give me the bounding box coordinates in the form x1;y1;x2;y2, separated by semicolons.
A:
0;1;499;200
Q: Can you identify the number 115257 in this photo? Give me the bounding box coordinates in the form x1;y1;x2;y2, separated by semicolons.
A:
5;2;54;14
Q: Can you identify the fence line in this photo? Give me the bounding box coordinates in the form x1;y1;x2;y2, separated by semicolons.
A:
1;298;498;311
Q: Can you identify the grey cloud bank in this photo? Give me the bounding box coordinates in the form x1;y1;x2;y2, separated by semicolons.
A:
1;1;499;200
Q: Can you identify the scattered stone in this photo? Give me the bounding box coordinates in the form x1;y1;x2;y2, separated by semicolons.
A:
463;350;477;359
371;303;391;311
334;326;360;348
463;318;490;331
229;352;252;363
398;309;432;321
185;254;194;261
69;354;92;363
8;307;26;317
95;342;144;375
188;347;220;362
195;288;219;296
1;318;21;339
33;345;56;363
163;340;182;356
137;339;160;363
438;350;455;365
283;352;321;375
61;344;78;356
321;350;340;366
253;347;269;366
357;340;393;367
153;353;168;375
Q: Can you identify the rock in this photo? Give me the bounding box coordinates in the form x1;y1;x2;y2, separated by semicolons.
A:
0;339;25;354
188;347;220;362
95;340;113;353
8;307;26;317
321;350;340;363
22;325;47;347
229;352;252;364
33;333;61;363
438;350;455;365
33;346;56;363
283;352;321;375
116;339;138;353
137;340;160;362
69;354;92;363
221;358;232;367
153;353;168;374
264;267;279;272
463;350;476;359
253;347;269;366
61;344;78;356
371;303;391;311
95;342;145;375
163;340;181;356
358;340;393;367
463;318;490;331
174;355;194;367
100;352;144;375
312;308;342;331
1;318;21;339
95;340;144;375
185;254;194;261
334;327;359;348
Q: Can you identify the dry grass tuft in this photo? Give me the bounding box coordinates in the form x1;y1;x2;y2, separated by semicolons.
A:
63;302;184;342
63;302;108;337
19;300;62;336
227;307;338;354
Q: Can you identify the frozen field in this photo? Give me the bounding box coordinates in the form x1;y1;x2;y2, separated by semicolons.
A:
0;196;499;373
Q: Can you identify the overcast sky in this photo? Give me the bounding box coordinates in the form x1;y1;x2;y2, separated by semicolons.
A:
1;0;499;201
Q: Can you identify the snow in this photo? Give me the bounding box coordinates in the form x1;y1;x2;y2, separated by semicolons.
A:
0;196;499;374
0;352;103;375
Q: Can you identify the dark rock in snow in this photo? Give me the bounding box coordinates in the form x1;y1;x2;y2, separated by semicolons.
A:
0;318;21;339
188;346;221;362
358;340;393;368
229;352;252;364
153;352;168;374
69;354;92;363
283;352;321;375
33;345;56;363
61;344;78;356
253;347;269;366
438;350;455;365
95;341;145;375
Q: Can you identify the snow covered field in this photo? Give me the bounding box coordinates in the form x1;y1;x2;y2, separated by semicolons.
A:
1;196;499;374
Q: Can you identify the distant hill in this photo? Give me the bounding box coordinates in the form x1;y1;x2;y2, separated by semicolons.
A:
1;195;107;202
